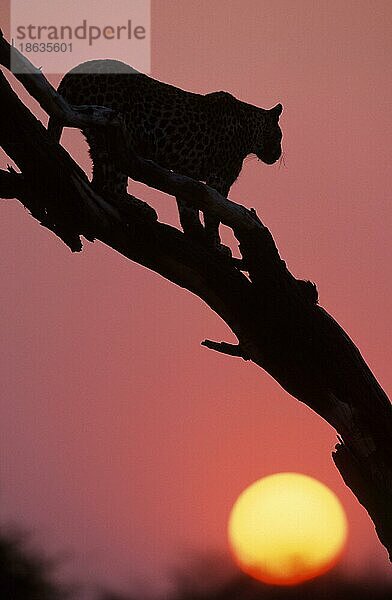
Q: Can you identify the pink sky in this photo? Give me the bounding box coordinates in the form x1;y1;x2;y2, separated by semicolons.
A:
1;1;391;597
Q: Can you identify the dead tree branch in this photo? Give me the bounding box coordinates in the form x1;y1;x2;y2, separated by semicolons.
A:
0;32;391;562
201;340;251;360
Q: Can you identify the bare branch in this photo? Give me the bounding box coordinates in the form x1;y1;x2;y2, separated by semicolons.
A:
201;340;251;360
0;29;121;131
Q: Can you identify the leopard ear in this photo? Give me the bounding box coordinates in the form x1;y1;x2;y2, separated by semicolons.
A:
270;103;283;118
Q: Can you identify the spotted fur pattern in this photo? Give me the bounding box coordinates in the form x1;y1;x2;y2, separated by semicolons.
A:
49;59;283;245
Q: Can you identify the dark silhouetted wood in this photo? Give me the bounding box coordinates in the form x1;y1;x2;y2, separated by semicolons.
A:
0;31;391;563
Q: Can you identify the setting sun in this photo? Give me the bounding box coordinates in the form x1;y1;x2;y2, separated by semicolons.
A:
228;473;347;586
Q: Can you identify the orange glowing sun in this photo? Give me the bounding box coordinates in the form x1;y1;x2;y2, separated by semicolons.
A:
228;473;347;586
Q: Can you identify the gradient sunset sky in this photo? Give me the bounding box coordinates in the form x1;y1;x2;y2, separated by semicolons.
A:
1;1;391;597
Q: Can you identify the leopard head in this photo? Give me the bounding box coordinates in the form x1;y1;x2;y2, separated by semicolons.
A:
254;103;283;165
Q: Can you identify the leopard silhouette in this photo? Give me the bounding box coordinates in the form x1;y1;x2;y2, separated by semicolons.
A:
48;59;283;246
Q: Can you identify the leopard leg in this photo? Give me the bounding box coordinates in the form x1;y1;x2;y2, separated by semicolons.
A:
204;177;230;247
176;198;205;240
86;128;128;199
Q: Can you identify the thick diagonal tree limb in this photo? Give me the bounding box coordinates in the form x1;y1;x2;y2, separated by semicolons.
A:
0;35;391;562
